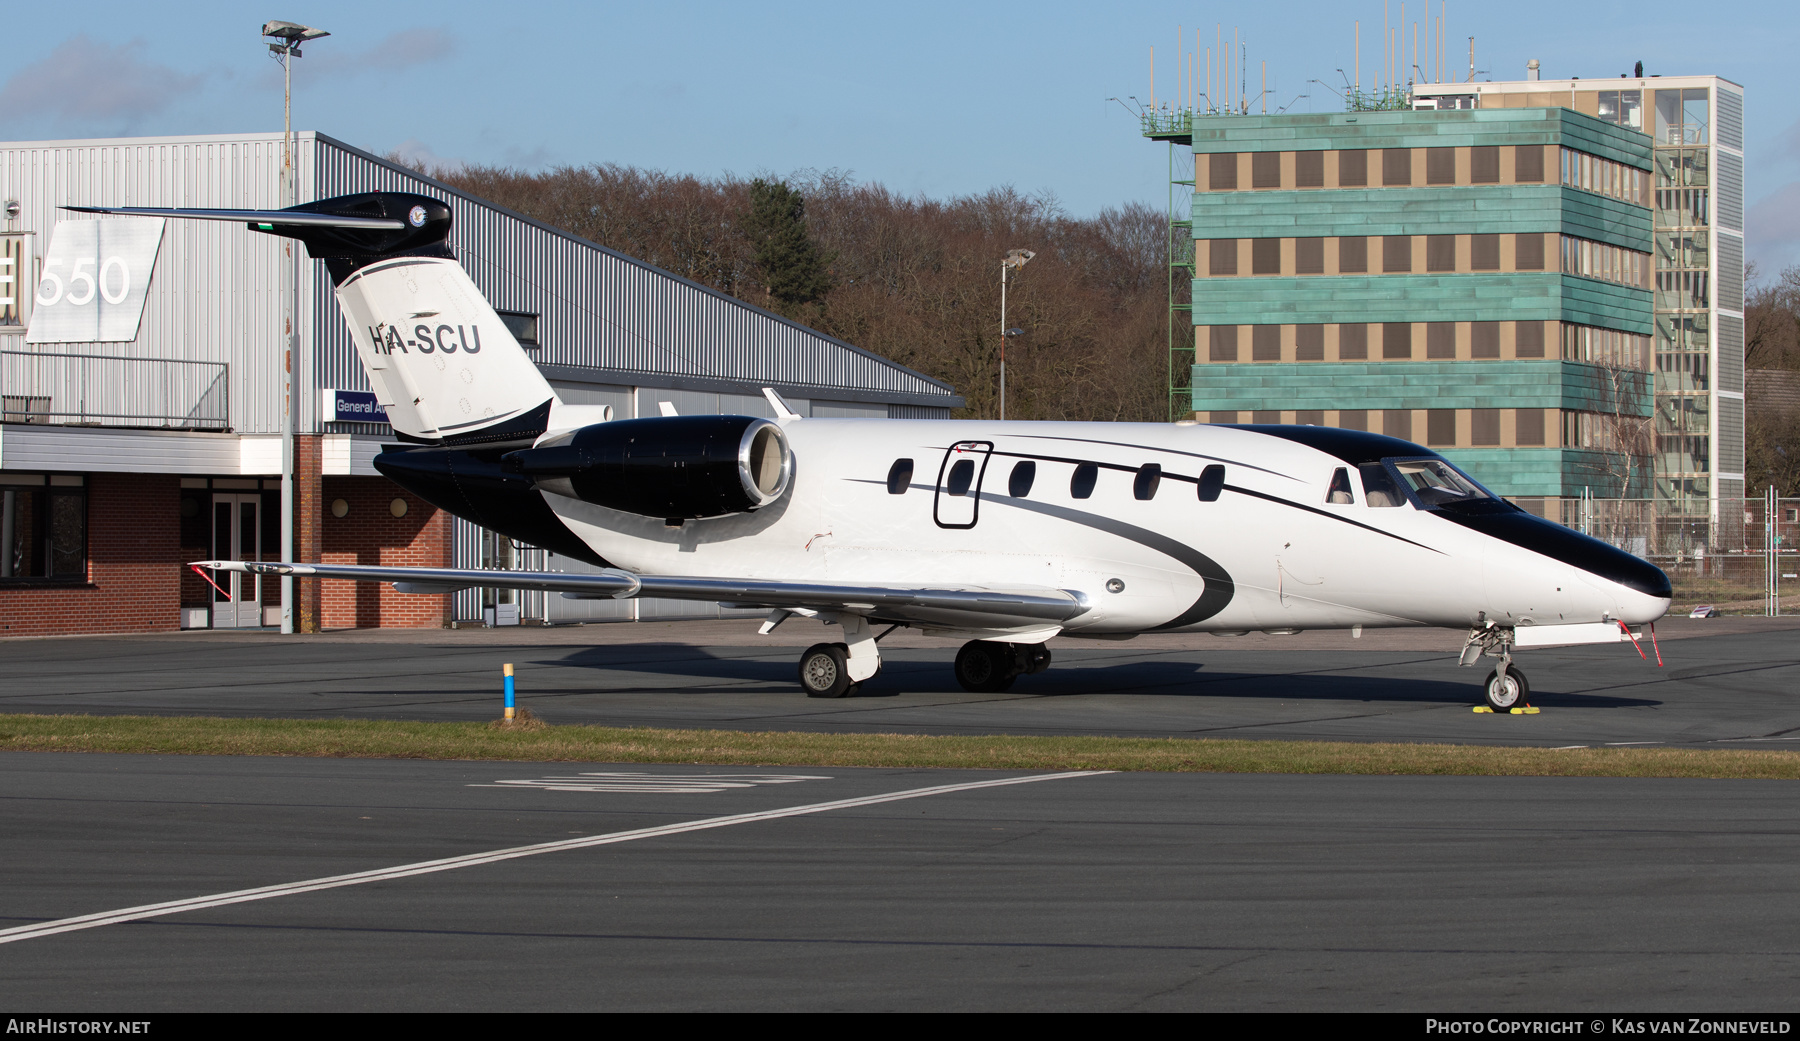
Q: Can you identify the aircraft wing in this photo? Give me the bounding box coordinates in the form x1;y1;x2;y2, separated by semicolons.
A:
194;560;1089;630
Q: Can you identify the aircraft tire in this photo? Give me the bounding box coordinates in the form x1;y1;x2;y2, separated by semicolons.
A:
1484;664;1529;711
1024;645;1053;675
799;643;853;698
955;641;1018;693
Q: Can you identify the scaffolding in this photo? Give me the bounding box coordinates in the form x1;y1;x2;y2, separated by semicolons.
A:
1143;111;1196;421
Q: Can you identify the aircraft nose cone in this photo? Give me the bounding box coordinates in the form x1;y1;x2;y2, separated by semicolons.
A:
1440;509;1671;599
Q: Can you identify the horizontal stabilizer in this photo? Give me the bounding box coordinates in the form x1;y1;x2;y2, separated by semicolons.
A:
63;205;404;229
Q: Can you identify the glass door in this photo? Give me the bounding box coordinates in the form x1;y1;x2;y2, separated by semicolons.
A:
210;493;262;627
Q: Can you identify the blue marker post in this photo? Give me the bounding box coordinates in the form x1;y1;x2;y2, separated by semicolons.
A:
503;663;516;721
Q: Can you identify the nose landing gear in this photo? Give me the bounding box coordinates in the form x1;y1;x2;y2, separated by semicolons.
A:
1461;625;1529;712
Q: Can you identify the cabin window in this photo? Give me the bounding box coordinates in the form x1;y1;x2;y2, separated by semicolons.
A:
1133;464;1161;500
1326;467;1355;504
1009;460;1036;498
1070;463;1098;499
887;458;913;494
945;459;975;496
1197;464;1225;502
1359;463;1405;507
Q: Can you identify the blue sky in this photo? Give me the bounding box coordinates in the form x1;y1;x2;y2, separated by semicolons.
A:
5;1;1798;273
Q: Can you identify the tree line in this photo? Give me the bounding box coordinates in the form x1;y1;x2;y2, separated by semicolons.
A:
423;162;1172;423
1746;264;1800;495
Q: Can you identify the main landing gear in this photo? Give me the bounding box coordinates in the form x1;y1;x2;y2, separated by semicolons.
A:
953;640;1052;693
782;611;1053;698
1460;625;1529;712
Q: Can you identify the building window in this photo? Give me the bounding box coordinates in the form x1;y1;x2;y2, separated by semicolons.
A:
1252;325;1281;361
1296;151;1325;188
1471;234;1500;271
0;474;87;581
1209;411;1239;424
1383;323;1412;359
1426;235;1456;272
1598;90;1644;131
1515;145;1545;182
1516;233;1546;271
1339;236;1368;274
1296;325;1325;361
1427;410;1456;446
1338;409;1368;432
1655;87;1709;145
1210;153;1239;190
1252;238;1281;274
1562;147;1648;205
1295;238;1324;274
1426;148;1455;185
1209;239;1238;276
1250;411;1279;425
1427;322;1455;359
1382;148;1412;186
1339;324;1368;360
1383;410;1413;440
1297;410;1325;426
1383;236;1412;273
1252;152;1281;188
1516;321;1545;359
496;310;539;349
1209;325;1239;362
1516;408;1546;446
1563;236;1648;288
1339;149;1368;187
1471;146;1500;184
1472;409;1501;445
1472;322;1500;359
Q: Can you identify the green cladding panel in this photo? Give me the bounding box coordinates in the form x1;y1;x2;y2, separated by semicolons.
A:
1187;108;1652;170
1188;361;1653;414
1437;449;1650;499
1190;186;1651;254
1191;274;1653;334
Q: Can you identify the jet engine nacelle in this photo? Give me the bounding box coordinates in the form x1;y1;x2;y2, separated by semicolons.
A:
501;415;793;520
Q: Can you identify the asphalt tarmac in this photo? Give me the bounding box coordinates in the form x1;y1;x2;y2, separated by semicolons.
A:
3;753;1799;1011
2;617;1798;747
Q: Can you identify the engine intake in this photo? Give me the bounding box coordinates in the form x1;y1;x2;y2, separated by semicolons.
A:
501;415;793;519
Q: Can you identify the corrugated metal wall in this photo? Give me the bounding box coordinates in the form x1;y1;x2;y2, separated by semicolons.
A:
0;134;317;435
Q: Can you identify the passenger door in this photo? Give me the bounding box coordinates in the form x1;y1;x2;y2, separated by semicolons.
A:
933;441;993;529
210;493;261;628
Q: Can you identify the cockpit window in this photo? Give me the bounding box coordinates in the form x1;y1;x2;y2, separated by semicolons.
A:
1359;463;1405;508
1325;467;1355;505
1389;458;1494;507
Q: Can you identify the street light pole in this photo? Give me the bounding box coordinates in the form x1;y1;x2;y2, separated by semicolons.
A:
999;249;1034;421
262;20;327;634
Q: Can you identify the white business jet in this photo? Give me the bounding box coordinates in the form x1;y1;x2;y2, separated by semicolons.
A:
70;193;1670;710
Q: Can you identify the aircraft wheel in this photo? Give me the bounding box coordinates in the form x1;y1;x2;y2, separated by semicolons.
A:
1484;664;1529;712
1024;645;1053;675
799;643;853;698
954;641;1018;693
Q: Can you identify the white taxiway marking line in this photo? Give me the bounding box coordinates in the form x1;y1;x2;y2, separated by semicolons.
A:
0;770;1110;946
470;771;833;794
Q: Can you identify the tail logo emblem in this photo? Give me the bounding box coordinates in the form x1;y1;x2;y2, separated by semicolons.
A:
407;205;427;227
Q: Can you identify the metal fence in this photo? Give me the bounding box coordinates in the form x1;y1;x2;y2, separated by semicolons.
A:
0;351;228;430
1545;491;1800;615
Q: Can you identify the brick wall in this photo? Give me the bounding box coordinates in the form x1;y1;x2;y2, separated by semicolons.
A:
297;435;323;632
0;473;179;637
318;477;451;629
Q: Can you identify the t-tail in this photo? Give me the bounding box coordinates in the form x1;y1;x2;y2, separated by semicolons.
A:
65;193;557;447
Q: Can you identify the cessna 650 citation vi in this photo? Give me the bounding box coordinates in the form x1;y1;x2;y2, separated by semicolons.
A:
72;192;1672;710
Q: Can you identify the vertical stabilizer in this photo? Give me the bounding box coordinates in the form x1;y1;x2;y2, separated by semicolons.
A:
66;191;558;446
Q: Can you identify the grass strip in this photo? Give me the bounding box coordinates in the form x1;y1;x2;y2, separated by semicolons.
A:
0;713;1796;779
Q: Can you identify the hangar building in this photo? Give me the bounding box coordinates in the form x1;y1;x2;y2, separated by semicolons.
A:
0;132;960;637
